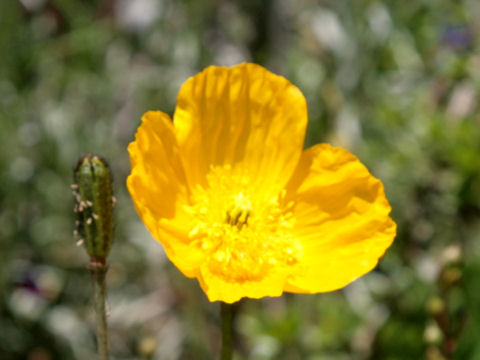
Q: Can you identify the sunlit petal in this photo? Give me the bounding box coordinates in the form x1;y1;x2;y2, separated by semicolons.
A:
284;144;396;292
174;63;307;195
127;111;204;276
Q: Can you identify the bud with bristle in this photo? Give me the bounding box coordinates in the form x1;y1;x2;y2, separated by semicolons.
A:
73;154;114;261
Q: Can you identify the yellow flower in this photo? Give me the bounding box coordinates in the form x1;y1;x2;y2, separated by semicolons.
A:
127;63;396;304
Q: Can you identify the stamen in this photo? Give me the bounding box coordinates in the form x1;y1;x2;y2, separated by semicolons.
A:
185;165;300;282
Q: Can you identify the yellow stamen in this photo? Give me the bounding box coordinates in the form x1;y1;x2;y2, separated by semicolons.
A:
185;165;301;282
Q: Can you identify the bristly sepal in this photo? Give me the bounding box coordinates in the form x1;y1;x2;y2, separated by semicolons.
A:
73;154;113;261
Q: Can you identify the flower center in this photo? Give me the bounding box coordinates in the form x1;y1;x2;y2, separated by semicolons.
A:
185;165;300;282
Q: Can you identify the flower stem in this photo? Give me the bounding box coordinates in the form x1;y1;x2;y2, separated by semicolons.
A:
220;302;233;360
88;260;110;360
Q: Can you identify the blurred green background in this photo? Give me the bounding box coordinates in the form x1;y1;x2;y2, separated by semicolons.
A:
1;0;479;359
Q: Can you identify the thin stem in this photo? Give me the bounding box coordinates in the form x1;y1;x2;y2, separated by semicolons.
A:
221;302;233;360
89;260;110;360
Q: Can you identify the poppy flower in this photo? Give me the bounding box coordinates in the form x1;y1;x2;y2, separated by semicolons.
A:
127;63;396;303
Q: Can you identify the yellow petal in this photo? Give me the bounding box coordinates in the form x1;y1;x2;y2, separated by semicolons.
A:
198;262;289;303
173;63;307;195
284;144;396;293
127;111;204;277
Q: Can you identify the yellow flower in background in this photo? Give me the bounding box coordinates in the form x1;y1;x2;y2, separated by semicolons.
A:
127;63;396;303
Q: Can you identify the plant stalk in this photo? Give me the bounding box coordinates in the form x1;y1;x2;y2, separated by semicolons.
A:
221;302;234;360
89;260;110;360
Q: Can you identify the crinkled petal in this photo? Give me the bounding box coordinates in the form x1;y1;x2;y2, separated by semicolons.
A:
198;263;289;303
127;111;204;277
173;63;307;195
284;144;396;293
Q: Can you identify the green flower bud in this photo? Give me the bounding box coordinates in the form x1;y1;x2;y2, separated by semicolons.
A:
73;154;114;261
